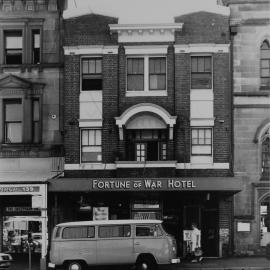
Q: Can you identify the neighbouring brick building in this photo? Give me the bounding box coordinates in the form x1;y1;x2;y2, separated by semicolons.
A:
0;0;66;269
220;0;270;255
48;11;242;258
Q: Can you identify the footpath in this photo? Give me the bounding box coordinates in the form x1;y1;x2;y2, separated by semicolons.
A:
174;256;270;270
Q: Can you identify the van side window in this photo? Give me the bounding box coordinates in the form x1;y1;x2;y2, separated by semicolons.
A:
62;226;95;239
136;225;161;237
99;225;131;238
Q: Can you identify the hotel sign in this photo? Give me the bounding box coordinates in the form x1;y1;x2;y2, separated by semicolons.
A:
92;179;197;191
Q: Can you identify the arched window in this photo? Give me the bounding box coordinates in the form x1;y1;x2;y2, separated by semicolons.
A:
262;128;270;180
260;40;270;88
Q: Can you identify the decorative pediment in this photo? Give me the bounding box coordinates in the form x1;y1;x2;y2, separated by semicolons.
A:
0;75;45;96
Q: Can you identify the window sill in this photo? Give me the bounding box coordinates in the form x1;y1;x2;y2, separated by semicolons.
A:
126;90;167;97
115;160;177;168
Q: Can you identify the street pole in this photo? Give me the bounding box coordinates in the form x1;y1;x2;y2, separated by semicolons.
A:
27;241;31;270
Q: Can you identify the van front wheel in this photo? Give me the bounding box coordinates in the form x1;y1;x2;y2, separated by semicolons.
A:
66;261;85;270
136;257;157;270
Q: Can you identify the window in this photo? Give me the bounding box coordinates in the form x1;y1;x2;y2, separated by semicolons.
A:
127;58;144;91
81;58;102;90
98;225;131;238
262;129;270;180
135;225;162;237
4;99;23;143
4;30;23;64
81;129;102;162
191;56;212;89
149;57;166;90
126;130;167;161
32;30;40;64
191;128;212;155
62;226;95;239
260;40;270;88
32;99;40;143
127;56;166;92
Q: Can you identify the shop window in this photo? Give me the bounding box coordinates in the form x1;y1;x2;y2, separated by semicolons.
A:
98;225;131;238
260;197;270;246
81;129;102;163
32;29;40;64
191;128;212;155
4;99;23;143
4;30;23;65
81;58;102;90
260;40;270;88
62;226;94;239
126;129;167;161
262;129;270;180
127;56;167;92
191;56;212;89
32;99;40;144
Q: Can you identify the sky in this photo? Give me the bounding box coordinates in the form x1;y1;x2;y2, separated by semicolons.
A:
65;0;229;23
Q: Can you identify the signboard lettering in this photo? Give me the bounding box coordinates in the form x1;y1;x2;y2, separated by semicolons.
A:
92;179;197;191
0;186;40;193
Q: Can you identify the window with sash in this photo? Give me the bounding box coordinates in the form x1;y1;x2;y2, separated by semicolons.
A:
191;56;212;89
81;58;102;91
127;56;167;92
4;30;23;65
191;128;212;155
81;129;102;162
262;128;270;180
4;99;23;143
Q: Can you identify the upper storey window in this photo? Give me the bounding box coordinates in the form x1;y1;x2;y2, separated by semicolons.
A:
260;40;270;89
5;31;23;65
191;56;212;89
127;56;167;92
262;128;270;180
81;58;103;91
32;30;40;64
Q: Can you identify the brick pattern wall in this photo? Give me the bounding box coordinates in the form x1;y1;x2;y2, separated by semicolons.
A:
63;12;232;178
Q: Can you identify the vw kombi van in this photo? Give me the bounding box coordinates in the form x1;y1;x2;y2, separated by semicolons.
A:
49;219;180;270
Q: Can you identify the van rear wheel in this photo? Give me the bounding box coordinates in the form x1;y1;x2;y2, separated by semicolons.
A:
66;261;85;270
136;257;157;270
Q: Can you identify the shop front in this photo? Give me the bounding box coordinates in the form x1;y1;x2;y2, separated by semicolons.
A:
0;183;47;267
48;177;241;258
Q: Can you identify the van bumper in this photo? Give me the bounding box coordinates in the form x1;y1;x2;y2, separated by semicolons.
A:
48;262;56;269
171;258;180;264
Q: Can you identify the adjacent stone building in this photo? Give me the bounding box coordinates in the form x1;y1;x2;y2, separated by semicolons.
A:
0;0;66;268
220;0;270;255
48;11;242;258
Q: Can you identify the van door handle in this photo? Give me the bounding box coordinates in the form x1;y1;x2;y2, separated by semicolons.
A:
134;242;140;245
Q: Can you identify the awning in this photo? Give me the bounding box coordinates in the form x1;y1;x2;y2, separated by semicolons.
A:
48;177;242;193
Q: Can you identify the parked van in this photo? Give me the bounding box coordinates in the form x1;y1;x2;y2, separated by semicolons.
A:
49;219;180;270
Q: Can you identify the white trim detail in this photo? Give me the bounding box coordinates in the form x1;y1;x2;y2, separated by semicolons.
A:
124;45;168;55
65;163;116;170
234;96;270;105
126;90;167;97
64;162;230;170
110;23;183;43
174;43;230;53
78;119;102;128
64;45;118;55
115;161;177;168
115;103;177;140
190;118;215;126
176;163;230;169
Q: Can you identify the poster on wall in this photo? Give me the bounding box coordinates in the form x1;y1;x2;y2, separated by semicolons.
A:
93;207;109;220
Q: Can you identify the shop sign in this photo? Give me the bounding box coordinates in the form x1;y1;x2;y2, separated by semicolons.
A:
0;185;40;194
93;207;108;220
92;179;196;191
5;207;41;213
183;230;192;241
